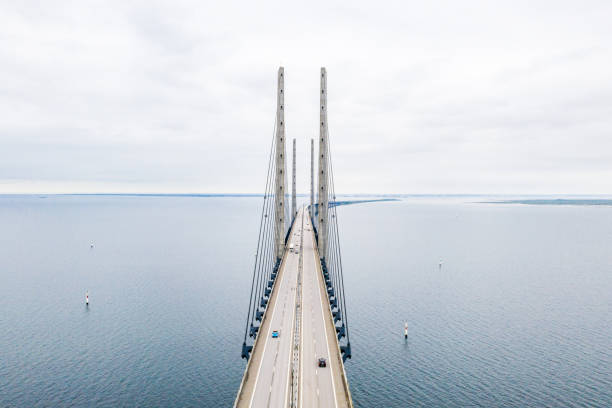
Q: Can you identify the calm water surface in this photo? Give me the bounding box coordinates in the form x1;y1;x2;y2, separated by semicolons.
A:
0;195;611;407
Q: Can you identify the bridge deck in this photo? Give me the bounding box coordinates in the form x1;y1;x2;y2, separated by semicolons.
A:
235;208;352;408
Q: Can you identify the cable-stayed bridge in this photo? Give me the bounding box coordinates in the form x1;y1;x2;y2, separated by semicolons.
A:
234;67;353;408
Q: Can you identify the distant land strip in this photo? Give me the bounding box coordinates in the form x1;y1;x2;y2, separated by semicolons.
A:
331;198;400;207
1;194;403;203
62;193;261;197
483;199;612;206
15;194;404;200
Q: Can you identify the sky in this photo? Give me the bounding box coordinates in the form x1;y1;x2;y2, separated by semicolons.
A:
1;0;611;194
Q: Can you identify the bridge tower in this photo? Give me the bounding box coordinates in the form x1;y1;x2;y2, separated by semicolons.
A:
237;68;353;403
292;138;296;220
274;67;287;260
318;67;329;260
310;138;314;219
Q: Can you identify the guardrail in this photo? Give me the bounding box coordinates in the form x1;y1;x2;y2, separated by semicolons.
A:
290;212;304;407
233;225;294;408
311;225;354;408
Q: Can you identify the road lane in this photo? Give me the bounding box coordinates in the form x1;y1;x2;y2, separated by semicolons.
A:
247;210;303;407
300;214;339;408
236;207;351;408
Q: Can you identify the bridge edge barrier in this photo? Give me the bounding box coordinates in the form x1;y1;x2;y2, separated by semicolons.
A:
233;218;296;408
311;231;354;408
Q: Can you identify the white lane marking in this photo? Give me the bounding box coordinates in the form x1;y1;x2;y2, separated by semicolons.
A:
248;233;294;407
299;215;315;408
303;216;318;408
299;212;305;408
313;231;339;408
283;210;302;407
283;269;296;405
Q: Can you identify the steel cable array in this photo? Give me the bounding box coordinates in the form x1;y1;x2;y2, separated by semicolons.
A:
324;128;351;361
312;115;351;362
327;140;351;360
241;120;282;361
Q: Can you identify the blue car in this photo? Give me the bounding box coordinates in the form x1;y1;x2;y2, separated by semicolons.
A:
272;330;279;338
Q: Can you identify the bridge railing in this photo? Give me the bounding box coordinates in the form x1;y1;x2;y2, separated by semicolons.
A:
312;224;354;407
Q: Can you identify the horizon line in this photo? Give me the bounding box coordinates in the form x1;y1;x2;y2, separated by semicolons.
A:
1;193;612;197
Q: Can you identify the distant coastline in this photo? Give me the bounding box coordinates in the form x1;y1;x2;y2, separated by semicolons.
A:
1;193;611;203
331;198;400;207
483;199;612;206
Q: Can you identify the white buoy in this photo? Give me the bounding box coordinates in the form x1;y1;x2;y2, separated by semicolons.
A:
404;322;408;339
86;291;89;305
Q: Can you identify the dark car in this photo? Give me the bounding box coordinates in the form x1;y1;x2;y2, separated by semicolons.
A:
318;358;327;367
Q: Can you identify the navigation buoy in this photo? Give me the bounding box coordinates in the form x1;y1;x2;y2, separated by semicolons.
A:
404;322;408;339
86;291;89;305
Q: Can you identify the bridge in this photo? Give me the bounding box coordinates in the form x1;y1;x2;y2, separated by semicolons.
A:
234;67;353;408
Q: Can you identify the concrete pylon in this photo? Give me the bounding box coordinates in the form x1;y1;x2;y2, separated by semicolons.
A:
318;67;329;260
292;138;296;221
275;67;287;260
310;138;314;220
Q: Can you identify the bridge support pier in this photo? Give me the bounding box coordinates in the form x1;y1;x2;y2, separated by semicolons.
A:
340;343;352;362
241;342;253;361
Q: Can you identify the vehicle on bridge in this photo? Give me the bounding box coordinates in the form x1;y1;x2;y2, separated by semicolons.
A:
236;68;353;408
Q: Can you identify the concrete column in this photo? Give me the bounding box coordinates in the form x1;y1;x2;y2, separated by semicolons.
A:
275;67;286;260
292;138;296;221
318;67;329;260
310;138;314;219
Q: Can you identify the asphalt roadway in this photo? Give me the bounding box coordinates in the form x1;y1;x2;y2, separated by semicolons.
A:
236;208;349;408
299;213;342;408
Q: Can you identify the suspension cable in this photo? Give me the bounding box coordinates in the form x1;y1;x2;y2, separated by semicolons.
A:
327;124;350;343
243;119;277;342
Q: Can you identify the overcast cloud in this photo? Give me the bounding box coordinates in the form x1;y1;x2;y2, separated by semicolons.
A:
1;0;611;194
